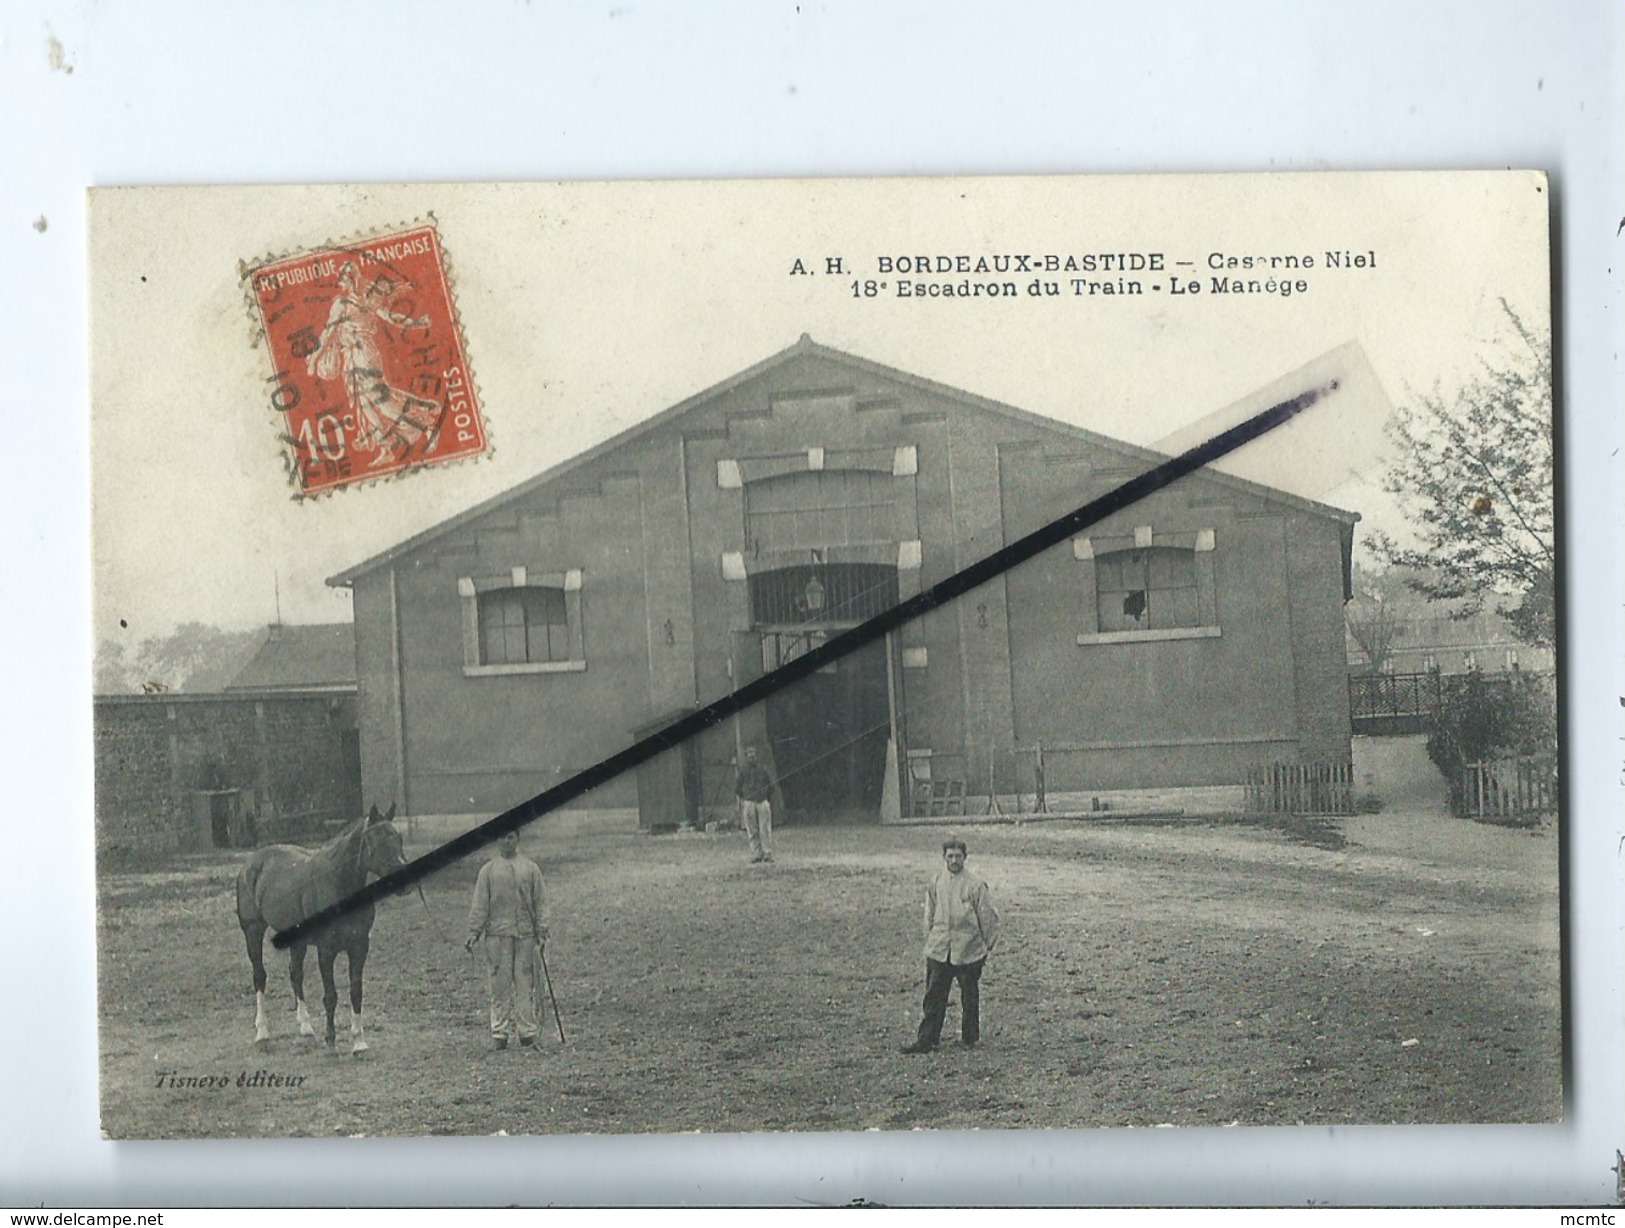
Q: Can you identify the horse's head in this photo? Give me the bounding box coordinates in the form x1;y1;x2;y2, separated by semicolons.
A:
360;803;410;895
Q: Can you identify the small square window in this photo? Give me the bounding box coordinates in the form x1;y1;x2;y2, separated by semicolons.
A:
461;572;585;674
478;586;568;665
1095;546;1204;632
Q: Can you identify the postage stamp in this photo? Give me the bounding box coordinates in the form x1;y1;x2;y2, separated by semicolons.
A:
244;222;487;496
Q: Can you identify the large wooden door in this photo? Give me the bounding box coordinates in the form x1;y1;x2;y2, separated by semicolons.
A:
745;562;900;821
763;634;891;819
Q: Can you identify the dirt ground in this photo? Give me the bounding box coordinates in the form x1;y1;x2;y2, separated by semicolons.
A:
97;807;1560;1138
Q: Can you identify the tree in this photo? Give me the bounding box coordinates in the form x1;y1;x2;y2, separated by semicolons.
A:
93;637;133;695
94;623;265;694
1344;561;1418;674
1376;300;1554;647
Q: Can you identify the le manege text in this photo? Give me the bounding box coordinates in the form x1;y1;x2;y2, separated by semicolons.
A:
789;248;1380;301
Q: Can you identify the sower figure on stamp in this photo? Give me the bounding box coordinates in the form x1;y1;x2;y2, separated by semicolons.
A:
902;839;999;1054
465;830;549;1050
305;260;440;469
734;744;776;864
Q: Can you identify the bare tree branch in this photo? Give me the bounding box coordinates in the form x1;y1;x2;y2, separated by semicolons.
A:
1377;302;1554;647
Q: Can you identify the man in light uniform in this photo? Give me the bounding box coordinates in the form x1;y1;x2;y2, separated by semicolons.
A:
465;829;548;1050
901;838;999;1053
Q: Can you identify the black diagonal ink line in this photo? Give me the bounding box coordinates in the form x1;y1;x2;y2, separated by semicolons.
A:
273;381;1334;948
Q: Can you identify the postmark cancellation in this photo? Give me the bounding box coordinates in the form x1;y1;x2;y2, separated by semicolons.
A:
244;223;487;497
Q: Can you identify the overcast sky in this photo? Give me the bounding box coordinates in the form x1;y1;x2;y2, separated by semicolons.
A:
90;173;1549;645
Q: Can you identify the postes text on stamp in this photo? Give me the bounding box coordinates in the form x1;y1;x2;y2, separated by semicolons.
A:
246;224;486;495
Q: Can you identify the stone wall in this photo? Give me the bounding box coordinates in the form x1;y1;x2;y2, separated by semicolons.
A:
94;692;360;856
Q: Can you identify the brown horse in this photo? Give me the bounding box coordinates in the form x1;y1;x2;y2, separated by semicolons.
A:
235;804;408;1053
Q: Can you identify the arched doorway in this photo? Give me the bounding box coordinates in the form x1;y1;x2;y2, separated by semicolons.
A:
749;561;898;820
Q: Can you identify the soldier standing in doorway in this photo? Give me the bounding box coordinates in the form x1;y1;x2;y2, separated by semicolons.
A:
735;744;776;864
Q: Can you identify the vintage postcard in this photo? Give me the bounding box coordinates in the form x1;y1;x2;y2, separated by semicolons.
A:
91;173;1557;1139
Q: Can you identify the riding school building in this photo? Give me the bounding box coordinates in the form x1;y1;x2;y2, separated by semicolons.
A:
329;336;1360;825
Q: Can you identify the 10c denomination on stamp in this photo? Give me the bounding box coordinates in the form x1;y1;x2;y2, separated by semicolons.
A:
245;223;487;496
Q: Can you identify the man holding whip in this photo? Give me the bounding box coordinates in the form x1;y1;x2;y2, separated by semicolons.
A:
465;829;554;1050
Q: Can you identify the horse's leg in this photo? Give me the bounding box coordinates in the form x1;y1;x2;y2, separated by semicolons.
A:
242;920;270;1046
317;944;340;1049
347;937;371;1055
289;941;317;1040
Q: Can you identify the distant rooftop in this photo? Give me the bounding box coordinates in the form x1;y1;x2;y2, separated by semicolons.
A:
226;623;356;693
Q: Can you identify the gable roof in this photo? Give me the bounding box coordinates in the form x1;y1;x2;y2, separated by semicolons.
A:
225;623;357;693
328;335;1359;586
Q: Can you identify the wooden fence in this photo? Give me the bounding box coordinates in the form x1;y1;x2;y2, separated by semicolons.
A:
1460;755;1557;823
1244;761;1355;816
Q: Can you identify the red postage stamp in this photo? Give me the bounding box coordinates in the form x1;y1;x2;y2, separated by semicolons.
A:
245;223;487;496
